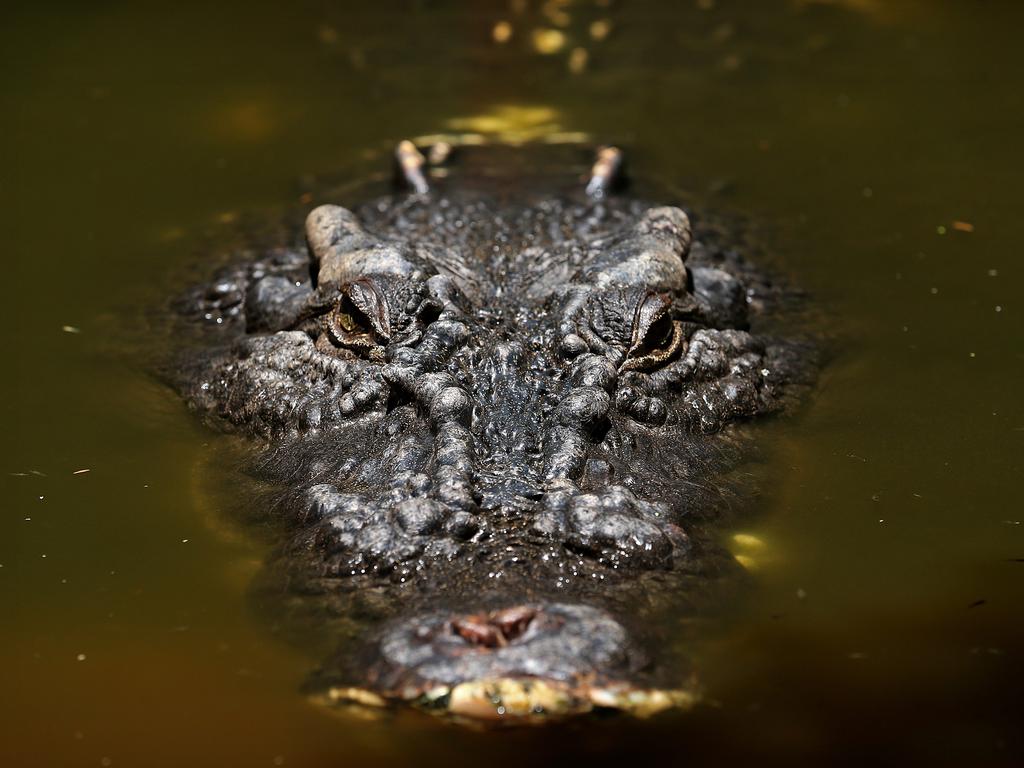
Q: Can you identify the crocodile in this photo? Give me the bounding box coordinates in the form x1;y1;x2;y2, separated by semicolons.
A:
170;138;817;722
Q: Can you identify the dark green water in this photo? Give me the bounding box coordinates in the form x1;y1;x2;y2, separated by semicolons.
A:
2;1;1022;765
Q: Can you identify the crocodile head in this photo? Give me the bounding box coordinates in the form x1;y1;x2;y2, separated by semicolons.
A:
175;141;814;722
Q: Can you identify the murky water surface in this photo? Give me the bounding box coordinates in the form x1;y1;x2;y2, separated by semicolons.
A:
2;1;1022;765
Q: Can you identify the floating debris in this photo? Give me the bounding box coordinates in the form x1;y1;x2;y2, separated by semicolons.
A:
317;24;338;45
492;20;513;43
157;226;186;242
211;100;278;143
531;28;566;55
721;53;743;71
568;47;589;74
542;0;571;27
712;23;735;43
952;220;975;232
72;469;91;475
590;19;612;40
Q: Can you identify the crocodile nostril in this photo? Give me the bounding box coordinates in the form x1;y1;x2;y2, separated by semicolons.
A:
451;606;538;648
490;606;536;641
452;616;505;648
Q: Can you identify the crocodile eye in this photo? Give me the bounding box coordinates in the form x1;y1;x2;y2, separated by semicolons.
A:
620;292;685;372
326;279;390;351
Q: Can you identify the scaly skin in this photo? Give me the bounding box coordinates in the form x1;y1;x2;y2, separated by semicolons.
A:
170;140;817;722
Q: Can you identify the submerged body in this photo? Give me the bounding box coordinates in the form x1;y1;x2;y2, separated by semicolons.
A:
172;141;816;721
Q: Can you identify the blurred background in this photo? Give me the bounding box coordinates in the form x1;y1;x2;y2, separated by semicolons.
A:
1;1;1022;765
